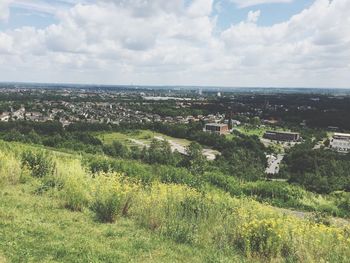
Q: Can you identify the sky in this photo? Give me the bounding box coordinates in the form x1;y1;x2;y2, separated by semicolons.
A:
0;0;349;88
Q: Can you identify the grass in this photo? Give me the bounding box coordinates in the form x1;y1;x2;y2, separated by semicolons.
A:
232;126;291;138
96;130;192;147
2;140;350;262
0;183;242;263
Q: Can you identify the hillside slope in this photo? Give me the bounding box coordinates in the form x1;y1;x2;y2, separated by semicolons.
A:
0;183;242;263
1;140;350;263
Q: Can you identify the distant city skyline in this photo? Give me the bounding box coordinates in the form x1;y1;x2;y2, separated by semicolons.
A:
0;0;349;88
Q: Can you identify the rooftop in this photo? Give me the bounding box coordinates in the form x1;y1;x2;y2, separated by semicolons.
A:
205;123;228;127
265;131;300;135
334;133;350;137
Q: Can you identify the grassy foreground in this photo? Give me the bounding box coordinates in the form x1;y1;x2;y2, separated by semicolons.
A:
0;184;241;263
1;140;350;262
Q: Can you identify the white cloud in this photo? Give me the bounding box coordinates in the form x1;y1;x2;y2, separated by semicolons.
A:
187;0;214;17
231;0;293;8
221;0;350;86
0;0;12;21
247;10;261;23
0;0;349;88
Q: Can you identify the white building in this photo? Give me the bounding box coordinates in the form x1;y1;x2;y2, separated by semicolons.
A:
0;112;10;122
330;133;350;153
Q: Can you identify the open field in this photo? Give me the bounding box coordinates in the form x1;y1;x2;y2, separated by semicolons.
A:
96;130;190;147
96;130;220;160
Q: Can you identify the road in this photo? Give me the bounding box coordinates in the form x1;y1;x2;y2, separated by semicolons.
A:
266;154;284;174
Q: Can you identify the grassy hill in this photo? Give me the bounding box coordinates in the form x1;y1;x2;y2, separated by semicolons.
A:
1;140;350;262
0;184;242;263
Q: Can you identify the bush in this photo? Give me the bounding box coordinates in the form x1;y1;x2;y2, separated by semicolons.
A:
91;174;137;223
332;191;350;211
241;181;306;207
308;212;331;226
88;158;110;174
237;218;292;259
204;171;242;196
21;150;55;178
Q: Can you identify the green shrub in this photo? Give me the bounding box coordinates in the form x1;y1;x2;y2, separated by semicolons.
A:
21;150;55;178
205;171;242;196
241;181;305;206
237;218;292;259
308;212;331;226
88;158;110;174
90;174;135;223
332;191;350;212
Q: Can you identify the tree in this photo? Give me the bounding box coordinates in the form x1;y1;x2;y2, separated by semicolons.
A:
146;139;176;165
185;142;207;175
27;130;42;144
110;141;129;158
250;116;261;126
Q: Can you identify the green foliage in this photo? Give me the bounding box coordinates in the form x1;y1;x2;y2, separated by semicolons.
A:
88;158;111;174
84;155;202;188
241;181;306;207
184;142;207;175
144;139;177;165
308;211;332;226
58;160;91;211
204;171;242;196
0;151;22;186
0;185;225;263
103;141;130;158
283;143;350;193
90;175;127;223
2;140;350;263
332;191;350;211
21;150;55;178
237;219;288;258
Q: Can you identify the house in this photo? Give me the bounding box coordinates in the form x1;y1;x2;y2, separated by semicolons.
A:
204;123;229;135
0;112;10;122
330;133;350;153
263;131;300;142
25;112;44;122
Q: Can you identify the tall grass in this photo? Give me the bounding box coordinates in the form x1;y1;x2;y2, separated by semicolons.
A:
56;159;91;211
90;174;139;223
0;151;22;186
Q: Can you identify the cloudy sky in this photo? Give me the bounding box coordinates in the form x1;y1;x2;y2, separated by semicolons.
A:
0;0;349;88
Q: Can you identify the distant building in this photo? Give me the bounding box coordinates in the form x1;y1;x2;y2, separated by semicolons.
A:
231;120;241;126
0;112;10;122
330;133;350;153
204;123;229;135
263;131;300;142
